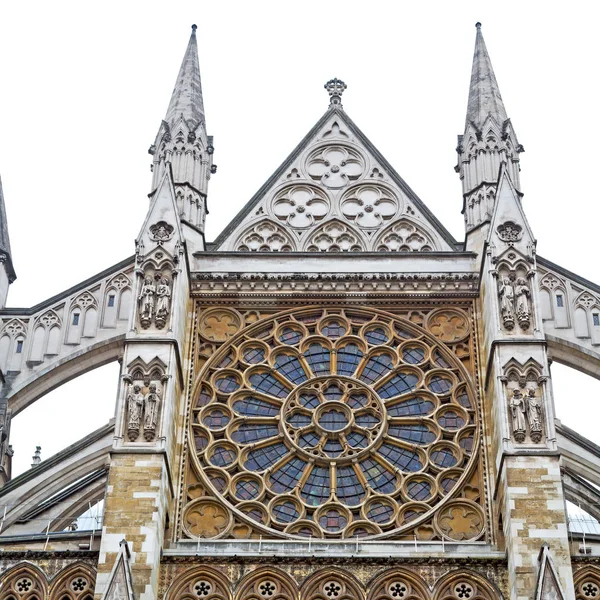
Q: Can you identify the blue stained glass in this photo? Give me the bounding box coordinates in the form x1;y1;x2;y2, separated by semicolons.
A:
365;327;389;345
379;444;422;472
279;327;302;345
359;458;396;494
336;466;365;506
441;476;458;493
244;442;288;471
377;372;419;399
232;397;279;417
388;424;436;445
321;321;347;338
438;410;465;431
210;445;236;467
428;375;453;394
304;344;331;375
367;501;394;523
203;409;230;429
195;386;212;409
456;390;472;409
249;372;290;398
347;393;369;409
323;439;343;458
215;376;240;394
459;434;474;453
300;394;320;409
402;346;425;364
269;457;307;493
231;423;279;444
319;409;348;431
243;346;266;364
272;500;300;523
323;384;343;401
235;478;261;500
387;397;435;417
395;325;413;339
299;432;322;448
407;479;432;501
359;354;394;384
355;413;380;428
286;412;311;428
431;448;458;468
319;509;348;532
346;431;368;448
300;466;331;505
274;354;308;384
336;344;363;376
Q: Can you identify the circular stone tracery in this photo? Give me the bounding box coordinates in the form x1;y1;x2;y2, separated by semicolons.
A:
190;308;478;539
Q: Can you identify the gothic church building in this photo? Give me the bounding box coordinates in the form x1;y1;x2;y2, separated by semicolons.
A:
0;22;599;600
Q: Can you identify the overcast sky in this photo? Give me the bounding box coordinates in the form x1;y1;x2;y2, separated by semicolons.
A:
0;2;599;479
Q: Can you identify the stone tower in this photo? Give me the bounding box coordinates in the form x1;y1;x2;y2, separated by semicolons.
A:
0;22;599;600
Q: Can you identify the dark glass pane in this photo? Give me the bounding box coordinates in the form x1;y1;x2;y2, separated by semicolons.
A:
336;466;365;506
195;386;212;408
304;344;331;375
359;458;396;494
300;466;331;505
322;321;347;338
395;325;413;339
318;408;348;431
323;384;343;401
438;410;465;431
232;396;279;417
346;431;368;448
279;327;303;345
243;346;266;363
456;390;472;409
406;479;432;501
269;457;307;493
323;439;344;458
286;412;311;428
360;353;394;384
249;372;290;398
194;431;209;452
441;476;458;493
319;508;348;532
428;375;453;394
387;397;435;417
209;474;227;493
210;445;236;467
203;409;230;429
377;372;419;399
365;327;389;345
433;350;452;368
459;433;474;453
215;375;240;394
355;412;380;428
367;501;394;523
337;344;363;376
274;354;308;384
299;394;320;408
231;423;279;444
347;393;368;409
402;346;425;364
235;478;261;500
379;443;422;472
388;424;436;445
299;431;322;448
244;442;288;471
431;448;458;468
272;500;299;523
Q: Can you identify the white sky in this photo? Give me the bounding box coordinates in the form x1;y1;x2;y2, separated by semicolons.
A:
0;1;599;477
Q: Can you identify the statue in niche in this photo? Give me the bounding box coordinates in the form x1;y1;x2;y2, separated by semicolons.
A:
138;276;156;328
509;388;527;443
515;277;531;329
155;278;171;329
126;384;144;441
499;277;516;330
143;383;161;441
527;388;543;442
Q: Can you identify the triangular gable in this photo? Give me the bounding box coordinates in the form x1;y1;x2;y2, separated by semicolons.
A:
534;544;566;600
100;539;136;600
213;108;458;252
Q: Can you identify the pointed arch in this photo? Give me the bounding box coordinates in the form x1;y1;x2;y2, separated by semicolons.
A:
539;272;569;327
0;562;48;600
48;563;96;600
300;569;363;600
366;568;429;600
574;566;600;600
164;566;231;600
234;219;297;252
373;218;438;252
432;569;502;600
303;218;366;252
66;291;98;345
102;273;132;328
235;567;298;600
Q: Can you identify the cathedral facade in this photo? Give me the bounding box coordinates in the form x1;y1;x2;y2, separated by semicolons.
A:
0;22;599;600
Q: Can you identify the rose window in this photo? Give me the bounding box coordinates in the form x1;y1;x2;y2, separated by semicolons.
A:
306;145;364;189
191;308;478;539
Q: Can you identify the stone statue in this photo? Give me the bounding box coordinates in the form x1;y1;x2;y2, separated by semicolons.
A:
155;278;171;329
138;276;156;328
126;384;144;441
143;383;161;441
527;388;543;443
509;388;526;443
515;277;531;329
499;278;516;330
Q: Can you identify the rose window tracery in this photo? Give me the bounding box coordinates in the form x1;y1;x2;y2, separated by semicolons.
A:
340;185;399;228
306;146;365;189
272;185;330;228
190;308;478;539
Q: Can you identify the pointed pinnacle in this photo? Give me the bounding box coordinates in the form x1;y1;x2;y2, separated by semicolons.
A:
466;22;507;129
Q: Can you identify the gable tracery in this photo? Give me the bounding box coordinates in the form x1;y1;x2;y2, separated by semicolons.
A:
304;219;365;252
374;219;437;252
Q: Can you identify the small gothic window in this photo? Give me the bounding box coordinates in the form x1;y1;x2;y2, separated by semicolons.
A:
73;313;80;325
556;294;564;307
593;314;600;327
108;295;115;307
16;340;23;353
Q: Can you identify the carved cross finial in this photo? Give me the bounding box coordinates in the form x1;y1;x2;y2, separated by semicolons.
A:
325;78;347;109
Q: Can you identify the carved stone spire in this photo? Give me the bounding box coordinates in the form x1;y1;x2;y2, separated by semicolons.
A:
149;25;214;235
164;24;205;132
465;22;507;130
456;23;523;246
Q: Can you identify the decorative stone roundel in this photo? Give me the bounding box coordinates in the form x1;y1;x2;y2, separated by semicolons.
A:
272;185;330;228
340;185;399;228
190;308;478;539
306;145;365;189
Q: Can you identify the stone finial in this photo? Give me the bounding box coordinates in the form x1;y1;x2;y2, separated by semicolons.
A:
191;24;197;32
325;78;347;109
475;21;482;29
31;445;41;467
